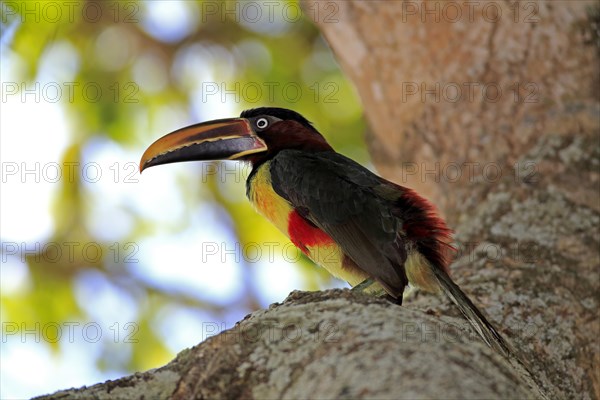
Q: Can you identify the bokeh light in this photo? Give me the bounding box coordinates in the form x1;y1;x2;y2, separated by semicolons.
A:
0;1;364;398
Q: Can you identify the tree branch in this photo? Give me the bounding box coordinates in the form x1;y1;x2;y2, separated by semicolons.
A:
37;290;545;399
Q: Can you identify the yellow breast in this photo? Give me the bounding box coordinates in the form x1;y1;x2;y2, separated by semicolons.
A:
247;161;294;236
246;161;370;287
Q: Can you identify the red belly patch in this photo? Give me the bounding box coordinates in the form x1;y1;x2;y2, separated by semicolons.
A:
288;211;334;254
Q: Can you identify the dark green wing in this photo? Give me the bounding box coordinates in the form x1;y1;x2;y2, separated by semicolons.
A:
270;149;408;296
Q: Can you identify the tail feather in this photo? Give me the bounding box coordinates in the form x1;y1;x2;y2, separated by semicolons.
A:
432;266;512;357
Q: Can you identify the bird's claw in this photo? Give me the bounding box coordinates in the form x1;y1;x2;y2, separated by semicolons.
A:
351;278;376;292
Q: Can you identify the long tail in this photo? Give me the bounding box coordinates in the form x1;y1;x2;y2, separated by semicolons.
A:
432;266;512;357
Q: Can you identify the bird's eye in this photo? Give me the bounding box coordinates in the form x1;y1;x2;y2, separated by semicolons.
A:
256;117;269;129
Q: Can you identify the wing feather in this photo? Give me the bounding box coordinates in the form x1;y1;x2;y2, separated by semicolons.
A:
270;150;408;296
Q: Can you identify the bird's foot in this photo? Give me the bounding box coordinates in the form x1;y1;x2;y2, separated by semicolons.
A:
352;278;403;305
402;285;417;301
384;294;403;305
351;278;376;292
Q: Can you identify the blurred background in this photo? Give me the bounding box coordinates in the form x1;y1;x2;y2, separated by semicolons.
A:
0;0;367;398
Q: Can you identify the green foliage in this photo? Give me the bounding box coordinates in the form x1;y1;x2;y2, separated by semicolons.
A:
1;0;365;387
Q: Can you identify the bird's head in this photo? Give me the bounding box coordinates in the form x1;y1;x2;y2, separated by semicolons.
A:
139;107;333;172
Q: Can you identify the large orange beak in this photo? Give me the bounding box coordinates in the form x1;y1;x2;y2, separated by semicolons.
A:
139;118;267;173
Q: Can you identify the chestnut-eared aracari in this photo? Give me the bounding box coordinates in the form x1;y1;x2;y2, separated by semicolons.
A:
140;107;510;356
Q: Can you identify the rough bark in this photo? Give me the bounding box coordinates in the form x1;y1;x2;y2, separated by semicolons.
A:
36;290;540;400
37;1;599;399
311;1;599;399
321;0;598;216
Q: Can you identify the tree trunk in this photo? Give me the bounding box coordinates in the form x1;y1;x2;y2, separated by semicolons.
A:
311;0;599;398
37;1;599;399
